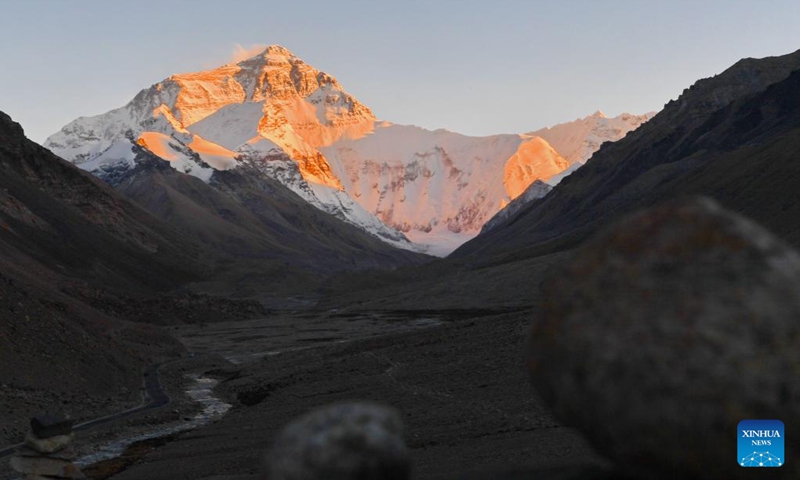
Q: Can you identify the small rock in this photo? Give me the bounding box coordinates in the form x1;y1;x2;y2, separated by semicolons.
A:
265;402;410;480
527;197;800;479
25;430;74;453
10;455;85;479
16;444;77;460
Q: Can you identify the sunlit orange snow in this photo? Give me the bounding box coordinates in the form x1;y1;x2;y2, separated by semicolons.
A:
79;45;576;249
171;65;246;127
188;135;238;170
137;132;179;161
503;137;569;199
161;46;372;190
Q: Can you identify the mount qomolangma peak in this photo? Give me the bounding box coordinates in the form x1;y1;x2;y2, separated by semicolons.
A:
44;45;405;247
45;44;651;255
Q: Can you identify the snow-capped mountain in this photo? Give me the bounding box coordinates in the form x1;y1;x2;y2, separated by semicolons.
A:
529;110;655;185
45;46;414;249
45;45;650;255
320;124;568;255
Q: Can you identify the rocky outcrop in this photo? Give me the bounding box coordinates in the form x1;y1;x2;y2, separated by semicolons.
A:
527;198;800;479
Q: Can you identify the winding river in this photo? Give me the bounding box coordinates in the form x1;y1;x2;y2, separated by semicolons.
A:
75;374;231;467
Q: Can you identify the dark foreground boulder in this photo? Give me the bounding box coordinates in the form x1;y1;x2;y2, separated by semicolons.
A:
264;402;410;480
527;197;800;479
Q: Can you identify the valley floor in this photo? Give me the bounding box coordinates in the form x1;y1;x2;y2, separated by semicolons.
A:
106;310;609;480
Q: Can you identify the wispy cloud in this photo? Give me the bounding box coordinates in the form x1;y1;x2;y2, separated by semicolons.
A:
230;43;268;63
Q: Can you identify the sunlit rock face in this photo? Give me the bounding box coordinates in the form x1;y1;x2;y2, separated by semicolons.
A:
45;45;650;255
45;46;372;190
44;46;410;248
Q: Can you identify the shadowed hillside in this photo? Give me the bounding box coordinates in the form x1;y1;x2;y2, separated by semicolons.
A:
453;49;800;259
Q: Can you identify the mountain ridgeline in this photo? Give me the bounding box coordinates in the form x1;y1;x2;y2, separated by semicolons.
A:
454;48;800;260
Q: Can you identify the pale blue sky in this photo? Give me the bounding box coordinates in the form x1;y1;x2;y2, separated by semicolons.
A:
1;0;799;143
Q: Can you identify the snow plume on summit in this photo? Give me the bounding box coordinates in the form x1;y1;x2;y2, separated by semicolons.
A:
230;43;269;63
45;45;649;255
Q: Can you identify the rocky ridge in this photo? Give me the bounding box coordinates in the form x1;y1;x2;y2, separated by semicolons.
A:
454;48;800;259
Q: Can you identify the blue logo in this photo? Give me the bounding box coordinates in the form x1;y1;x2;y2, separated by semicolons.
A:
738;420;784;467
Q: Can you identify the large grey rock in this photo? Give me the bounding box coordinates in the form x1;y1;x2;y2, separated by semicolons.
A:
265;402;410;480
527;197;800;479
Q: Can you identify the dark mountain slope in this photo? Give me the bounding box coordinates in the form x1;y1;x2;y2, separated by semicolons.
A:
0;111;205;293
454;49;800;258
0;254;184;444
111;150;430;301
0;111;196;444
